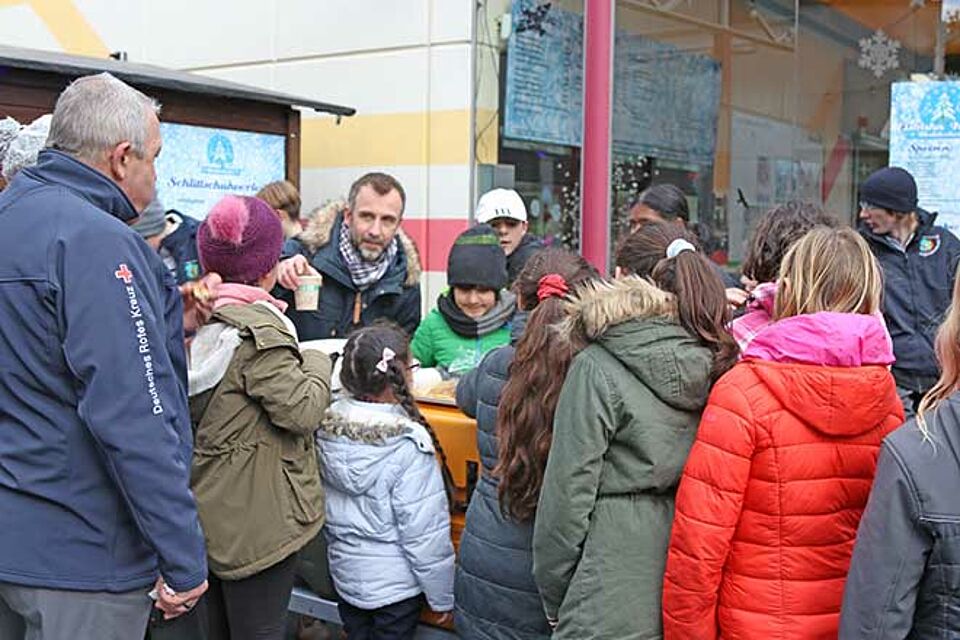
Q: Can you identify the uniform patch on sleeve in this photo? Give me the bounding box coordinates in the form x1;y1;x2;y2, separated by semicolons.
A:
919;234;941;257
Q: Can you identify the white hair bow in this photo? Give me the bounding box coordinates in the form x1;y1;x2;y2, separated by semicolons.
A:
375;347;396;374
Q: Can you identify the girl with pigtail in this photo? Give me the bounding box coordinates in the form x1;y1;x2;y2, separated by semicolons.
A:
532;221;736;639
314;323;455;639
453;249;599;640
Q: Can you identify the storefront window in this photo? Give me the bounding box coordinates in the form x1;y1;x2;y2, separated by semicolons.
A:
496;0;958;273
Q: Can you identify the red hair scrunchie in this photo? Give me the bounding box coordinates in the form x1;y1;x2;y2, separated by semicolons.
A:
537;273;569;302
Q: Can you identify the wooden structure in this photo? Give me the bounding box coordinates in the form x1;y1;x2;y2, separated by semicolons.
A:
0;44;355;187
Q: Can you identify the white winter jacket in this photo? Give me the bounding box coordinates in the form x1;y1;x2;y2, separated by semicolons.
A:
316;397;455;611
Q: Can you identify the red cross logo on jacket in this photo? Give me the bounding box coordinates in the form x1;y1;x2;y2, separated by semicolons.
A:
115;264;134;284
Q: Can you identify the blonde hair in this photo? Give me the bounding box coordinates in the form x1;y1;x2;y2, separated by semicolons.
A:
256;180;300;223
916;269;960;441
774;226;882;320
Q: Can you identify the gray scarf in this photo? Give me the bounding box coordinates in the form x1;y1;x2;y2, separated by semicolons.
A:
438;290;517;338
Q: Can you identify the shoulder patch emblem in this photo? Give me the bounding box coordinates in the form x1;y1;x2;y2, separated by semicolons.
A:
919;234;941;257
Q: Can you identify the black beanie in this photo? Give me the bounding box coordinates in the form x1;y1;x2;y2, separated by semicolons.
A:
447;224;507;291
860;167;918;214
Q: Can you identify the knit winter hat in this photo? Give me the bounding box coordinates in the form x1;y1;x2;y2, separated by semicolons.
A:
860;167;919;214
447;224;507;291
197;195;283;284
131;198;167;238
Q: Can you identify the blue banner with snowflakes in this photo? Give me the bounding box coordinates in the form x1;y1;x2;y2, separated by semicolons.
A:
890;81;960;231
504;0;721;166
155;123;286;220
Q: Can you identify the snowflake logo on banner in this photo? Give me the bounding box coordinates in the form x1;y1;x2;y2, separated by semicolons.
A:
859;29;901;78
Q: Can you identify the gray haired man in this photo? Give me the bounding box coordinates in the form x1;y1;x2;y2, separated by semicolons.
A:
0;73;208;639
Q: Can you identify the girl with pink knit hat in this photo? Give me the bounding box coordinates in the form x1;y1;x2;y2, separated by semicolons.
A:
187;195;332;638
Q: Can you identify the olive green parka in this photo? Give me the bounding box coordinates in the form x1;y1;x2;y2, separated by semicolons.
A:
533;277;714;640
188;301;332;580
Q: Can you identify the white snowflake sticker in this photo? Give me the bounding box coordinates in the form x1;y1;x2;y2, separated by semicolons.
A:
859;29;901;78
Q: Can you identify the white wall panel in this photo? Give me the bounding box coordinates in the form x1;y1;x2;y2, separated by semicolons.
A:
272;49;427;113
274;0;427;60
300;164;471;219
430;0;471;43
0;6;61;52
142;0;275;69
429;44;471;111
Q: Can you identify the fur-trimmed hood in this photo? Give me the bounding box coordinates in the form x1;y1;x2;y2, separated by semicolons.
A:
315;398;434;496
297;201;422;287
565;277;712;412
564;276;677;342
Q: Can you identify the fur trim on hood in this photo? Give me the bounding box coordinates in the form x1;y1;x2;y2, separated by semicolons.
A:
297;200;422;287
564;276;677;342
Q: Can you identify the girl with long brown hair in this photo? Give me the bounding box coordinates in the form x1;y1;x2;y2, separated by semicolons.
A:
454;248;598;640
841;269;960;638
533;221;736;639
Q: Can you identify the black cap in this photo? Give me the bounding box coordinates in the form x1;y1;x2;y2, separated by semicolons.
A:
447;224;507;291
860;167;919;214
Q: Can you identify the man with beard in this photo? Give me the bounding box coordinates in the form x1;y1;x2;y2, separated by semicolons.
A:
277;172;422;340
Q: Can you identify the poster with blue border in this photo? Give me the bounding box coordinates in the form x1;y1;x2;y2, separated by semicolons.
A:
890;81;960;231
156;123;285;219
504;0;720;166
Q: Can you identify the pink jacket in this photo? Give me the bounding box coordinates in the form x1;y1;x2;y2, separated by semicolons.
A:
730;282;776;354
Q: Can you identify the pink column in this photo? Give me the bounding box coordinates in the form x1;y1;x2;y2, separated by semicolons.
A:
579;0;615;274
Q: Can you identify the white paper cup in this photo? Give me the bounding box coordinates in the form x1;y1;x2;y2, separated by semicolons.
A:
294;275;323;311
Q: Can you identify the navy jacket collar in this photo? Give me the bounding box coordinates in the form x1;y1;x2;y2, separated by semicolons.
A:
21;149;139;223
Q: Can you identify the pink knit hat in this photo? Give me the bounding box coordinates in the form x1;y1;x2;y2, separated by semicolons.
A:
197;195;284;284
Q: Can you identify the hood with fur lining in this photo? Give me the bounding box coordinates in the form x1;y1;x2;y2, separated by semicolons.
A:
563;276;677;341
297;201;422;287
564;276;712;412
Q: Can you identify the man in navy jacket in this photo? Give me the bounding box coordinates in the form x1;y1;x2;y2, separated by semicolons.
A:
858;166;960;418
276;172;422;340
0;73;207;638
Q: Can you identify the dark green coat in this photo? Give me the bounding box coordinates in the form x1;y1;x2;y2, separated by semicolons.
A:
533;278;714;640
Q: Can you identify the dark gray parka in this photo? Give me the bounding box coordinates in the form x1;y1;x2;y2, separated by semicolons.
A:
453;316;551;640
840;394;960;638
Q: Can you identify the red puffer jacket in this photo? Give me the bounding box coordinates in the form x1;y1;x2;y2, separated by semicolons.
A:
663;312;904;640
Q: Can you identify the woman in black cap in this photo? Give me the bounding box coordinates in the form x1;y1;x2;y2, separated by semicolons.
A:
411;224;516;376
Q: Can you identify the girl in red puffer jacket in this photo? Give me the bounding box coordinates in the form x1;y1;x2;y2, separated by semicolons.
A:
663;227;904;640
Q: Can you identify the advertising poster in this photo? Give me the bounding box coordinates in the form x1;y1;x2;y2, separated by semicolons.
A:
890;81;960;231
155;123;286;219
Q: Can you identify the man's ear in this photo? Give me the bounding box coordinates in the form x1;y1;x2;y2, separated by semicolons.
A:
342;206;353;227
521;221;529;233
107;141;132;181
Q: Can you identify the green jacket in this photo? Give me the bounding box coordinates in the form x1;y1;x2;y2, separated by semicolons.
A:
188;302;332;580
533;278;714;640
411;308;511;375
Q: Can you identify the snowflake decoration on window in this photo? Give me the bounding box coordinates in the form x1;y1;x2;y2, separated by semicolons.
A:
910;0;925;7
859;29;901;78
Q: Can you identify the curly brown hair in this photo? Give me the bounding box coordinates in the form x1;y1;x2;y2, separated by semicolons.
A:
494;249;599;521
741;201;837;284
